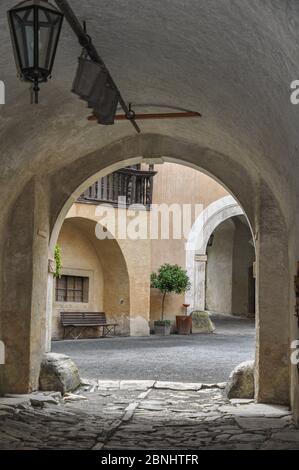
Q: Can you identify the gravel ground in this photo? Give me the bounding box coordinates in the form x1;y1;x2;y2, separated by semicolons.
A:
52;314;255;383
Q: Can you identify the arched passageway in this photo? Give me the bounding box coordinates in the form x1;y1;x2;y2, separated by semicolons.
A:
0;0;299;440
205;215;255;317
185;195;246;312
48;216;132;344
0;134;291;410
47;206;152;346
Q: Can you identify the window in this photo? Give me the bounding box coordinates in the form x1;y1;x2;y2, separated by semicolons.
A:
56;275;89;303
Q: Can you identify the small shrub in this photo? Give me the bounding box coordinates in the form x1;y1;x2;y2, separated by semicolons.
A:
151;263;191;320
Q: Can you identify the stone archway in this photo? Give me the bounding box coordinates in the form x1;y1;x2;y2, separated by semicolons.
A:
0;134;291;409
46;216;132;348
0;0;298;428
46;206;151;348
46;141;290;406
185;195;245;311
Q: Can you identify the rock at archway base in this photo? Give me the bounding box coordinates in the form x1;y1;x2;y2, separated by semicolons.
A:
191;311;216;334
39;353;81;394
226;360;255;399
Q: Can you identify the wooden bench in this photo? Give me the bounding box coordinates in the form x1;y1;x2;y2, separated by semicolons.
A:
60;312;118;339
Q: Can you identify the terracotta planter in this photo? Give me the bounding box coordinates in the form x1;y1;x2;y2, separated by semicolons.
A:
176;315;192;335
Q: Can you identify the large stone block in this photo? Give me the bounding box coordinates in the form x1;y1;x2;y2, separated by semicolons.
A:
226;360;255;399
39;353;81;394
130;316;150;336
192;311;215;334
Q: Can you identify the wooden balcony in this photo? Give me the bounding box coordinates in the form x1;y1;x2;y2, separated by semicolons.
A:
78;165;157;209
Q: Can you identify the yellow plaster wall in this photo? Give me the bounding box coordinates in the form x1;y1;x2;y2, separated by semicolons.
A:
150;163;228;325
52;219;104;339
52;203;151;338
52;164;229;336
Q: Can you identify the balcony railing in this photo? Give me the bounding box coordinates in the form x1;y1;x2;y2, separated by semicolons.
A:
78;165;157;209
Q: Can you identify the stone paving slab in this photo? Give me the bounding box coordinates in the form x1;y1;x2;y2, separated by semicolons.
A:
0;380;297;450
235;416;291;430
219;403;291;418
120;380;155;390
0;396;31;407
154;381;202;391
97;380;120;390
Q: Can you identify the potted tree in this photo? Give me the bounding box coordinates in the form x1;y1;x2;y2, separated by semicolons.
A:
151;264;191;336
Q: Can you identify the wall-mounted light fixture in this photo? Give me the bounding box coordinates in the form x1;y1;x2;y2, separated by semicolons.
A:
8;0;64;103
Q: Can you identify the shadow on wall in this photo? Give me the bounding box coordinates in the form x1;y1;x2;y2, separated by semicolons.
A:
206;215;255;317
51;217;130;340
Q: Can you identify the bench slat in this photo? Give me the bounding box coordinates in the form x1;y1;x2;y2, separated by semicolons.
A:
60;312;118;329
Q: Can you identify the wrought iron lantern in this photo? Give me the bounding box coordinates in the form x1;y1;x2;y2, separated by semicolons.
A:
8;0;64;103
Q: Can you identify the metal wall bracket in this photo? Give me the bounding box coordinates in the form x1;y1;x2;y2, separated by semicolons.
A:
54;0;141;134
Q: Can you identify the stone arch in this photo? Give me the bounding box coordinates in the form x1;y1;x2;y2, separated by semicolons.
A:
185;195;246;311
48;134;258;244
46;215;132;346
0;134;291;408
47;202;151;347
205;216;255;316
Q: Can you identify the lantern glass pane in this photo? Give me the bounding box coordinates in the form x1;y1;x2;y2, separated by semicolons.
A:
25;24;34;68
12;9;34;69
38;8;61;71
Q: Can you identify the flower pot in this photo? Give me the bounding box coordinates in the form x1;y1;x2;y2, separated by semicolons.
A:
176;315;192;335
154;321;171;336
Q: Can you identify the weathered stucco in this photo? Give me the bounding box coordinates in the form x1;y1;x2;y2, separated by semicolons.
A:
206;216;255;316
64;204;151;337
0;0;297;420
186;195;246;312
150;163;229;323
53;163;232;330
206;219;236;314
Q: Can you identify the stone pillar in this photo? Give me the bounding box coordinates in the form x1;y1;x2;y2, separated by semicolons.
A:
45;270;54;353
0;178;49;393
193;255;207;311
116;218;151;337
291;245;299;426
185;252;207;313
255;184;290;405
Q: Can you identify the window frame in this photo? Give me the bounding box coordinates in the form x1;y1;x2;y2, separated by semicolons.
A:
55;275;89;303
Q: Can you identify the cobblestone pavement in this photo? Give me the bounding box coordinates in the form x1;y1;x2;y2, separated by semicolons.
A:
0;380;297;450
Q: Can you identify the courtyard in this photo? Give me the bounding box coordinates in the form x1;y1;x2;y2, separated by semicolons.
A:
52;315;255;383
0;314;268;450
1;0;299;454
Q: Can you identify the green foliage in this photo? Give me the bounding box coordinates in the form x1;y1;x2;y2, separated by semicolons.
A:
151;264;191;320
151;263;191;295
54;245;62;279
154;320;171;326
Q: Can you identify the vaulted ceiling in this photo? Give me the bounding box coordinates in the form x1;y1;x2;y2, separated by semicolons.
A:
1;0;299;226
